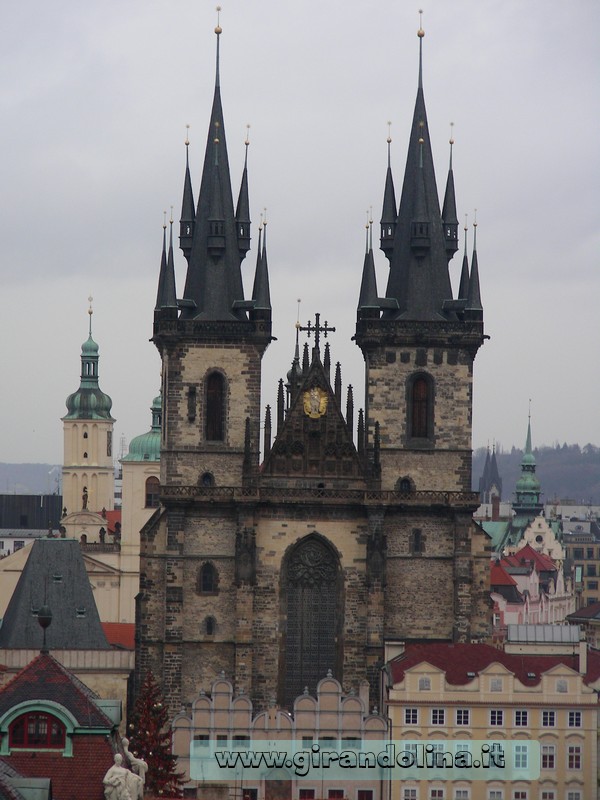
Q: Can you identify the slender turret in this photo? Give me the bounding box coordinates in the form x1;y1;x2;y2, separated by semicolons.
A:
441;125;459;259
380;124;397;260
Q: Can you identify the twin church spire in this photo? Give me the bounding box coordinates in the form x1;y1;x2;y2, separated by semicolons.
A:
360;22;483;323
154;19;270;325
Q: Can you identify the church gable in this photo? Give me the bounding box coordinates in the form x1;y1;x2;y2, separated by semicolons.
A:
262;355;363;482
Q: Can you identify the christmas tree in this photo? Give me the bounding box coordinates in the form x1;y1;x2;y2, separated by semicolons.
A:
128;671;184;797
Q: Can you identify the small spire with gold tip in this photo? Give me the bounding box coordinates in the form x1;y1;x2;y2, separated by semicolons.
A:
88;295;93;336
417;9;425;89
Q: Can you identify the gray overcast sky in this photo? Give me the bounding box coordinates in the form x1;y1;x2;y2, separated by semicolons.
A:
1;0;599;466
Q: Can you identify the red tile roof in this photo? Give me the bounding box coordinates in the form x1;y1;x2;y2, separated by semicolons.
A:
0;653;113;728
490;562;517;586
102;622;135;649
389;642;600;687
103;509;121;535
503;544;556;573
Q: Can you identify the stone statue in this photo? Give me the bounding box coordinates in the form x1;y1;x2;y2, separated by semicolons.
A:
103;754;132;800
82;486;88;510
122;738;148;795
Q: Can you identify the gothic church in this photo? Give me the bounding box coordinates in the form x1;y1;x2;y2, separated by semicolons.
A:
136;19;490;718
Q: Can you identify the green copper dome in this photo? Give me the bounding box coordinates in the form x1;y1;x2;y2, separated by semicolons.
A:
122;394;161;462
63;321;114;421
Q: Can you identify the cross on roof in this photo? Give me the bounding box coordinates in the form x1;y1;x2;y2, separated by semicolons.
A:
299;313;336;353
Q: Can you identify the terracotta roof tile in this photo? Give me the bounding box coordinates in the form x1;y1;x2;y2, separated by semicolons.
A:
102;622;135;649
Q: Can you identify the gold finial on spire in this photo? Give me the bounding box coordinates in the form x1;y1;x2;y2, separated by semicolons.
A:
449;121;455;146
163;210;167;230
473;207;478;228
185;123;190;146
215;5;222;35
464;213;468;233
295;298;302;331
418;119;424;145
170;205;174;225
386;120;392;145
365;209;370;230
245;123;250;147
259;211;263;232
263;206;268;226
418;9;424;38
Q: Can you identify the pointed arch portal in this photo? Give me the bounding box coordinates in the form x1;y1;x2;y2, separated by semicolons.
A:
281;536;342;708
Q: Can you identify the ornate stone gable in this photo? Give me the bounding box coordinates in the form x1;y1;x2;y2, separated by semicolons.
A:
262;355;364;482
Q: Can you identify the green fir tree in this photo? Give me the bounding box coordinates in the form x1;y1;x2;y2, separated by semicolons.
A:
128;671;184;797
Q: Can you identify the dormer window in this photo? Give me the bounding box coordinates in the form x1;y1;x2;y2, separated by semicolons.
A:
9;712;66;749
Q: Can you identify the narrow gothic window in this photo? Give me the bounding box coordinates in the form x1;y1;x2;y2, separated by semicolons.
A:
198;562;218;594
205;372;225;441
145;476;160;508
205;616;216;635
412;377;429;438
281;536;341;708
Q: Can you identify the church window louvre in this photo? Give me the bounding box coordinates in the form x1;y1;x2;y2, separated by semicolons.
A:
205;372;226;441
406;373;434;442
145;476;160;508
9;712;66;749
280;536;342;709
198;562;219;594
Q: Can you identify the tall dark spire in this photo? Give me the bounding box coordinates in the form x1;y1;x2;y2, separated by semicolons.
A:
179;130;195;261
251;214;271;318
235;129;251;259
155;217;178;318
180;16;247;320
441;124;459;259
466;215;483;318
358;218;379;317
380;123;397;260
383;19;454;320
458;214;470;300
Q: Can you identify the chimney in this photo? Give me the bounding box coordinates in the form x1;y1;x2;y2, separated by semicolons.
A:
579;638;587;677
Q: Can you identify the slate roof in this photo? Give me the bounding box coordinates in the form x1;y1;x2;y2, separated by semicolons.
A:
0;761;28;800
0;539;110;650
389;642;600;687
0;652;113;729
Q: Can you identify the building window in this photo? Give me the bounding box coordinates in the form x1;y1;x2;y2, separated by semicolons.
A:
588;580;598;590
566;792;582;800
512;793;527;800
402;791;417;800
145;476;160;508
107;430;112;457
328;791;345;800
418;677;431;691
200;471;215;487
514;745;528;769
205;372;225;441
542;710;555;727
357;792;373;800
514;710;528;727
540;791;555;800
410;528;425;555
281;536;341;708
430;791;444;800
490;709;503;726
404;708;418;725
454;791;469;800
299;791;315;800
431;708;445;725
567;710;581;727
242;791;258;800
14;541;24;552
83;431;88;439
408;373;434;440
456;709;470;726
567;745;582;769
541;744;555;769
198;562;218;594
487;792;503;800
587;564;596;576
573;548;584;559
204;616;216;636
587;547;595;559
232;735;250;750
9;712;66;749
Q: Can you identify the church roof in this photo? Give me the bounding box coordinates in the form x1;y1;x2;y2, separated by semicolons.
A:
0;539;110;650
122;394;161;462
63;310;113;422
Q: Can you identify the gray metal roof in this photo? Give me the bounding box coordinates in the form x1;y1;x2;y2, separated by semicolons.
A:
507;623;581;644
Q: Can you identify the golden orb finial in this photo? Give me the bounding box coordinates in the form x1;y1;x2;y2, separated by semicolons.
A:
185;123;190;146
417;9;424;37
387;120;392;144
245;123;250;146
88;296;93;316
215;5;222;34
449;121;455;146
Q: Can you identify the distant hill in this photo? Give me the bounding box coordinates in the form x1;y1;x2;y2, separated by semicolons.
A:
0;464;61;495
472;443;600;505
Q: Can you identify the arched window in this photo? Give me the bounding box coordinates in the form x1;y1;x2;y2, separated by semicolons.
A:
205;372;225;441
407;373;434;442
200;472;215;487
281;536;342;708
145;476;160;508
198;562;218;594
9;712;66;749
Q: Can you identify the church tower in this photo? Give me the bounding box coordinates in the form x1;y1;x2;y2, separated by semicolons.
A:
354;22;488;643
137;15;490;721
62;302;115;515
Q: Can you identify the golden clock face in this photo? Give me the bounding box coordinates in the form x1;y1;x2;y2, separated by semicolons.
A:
303;386;328;418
